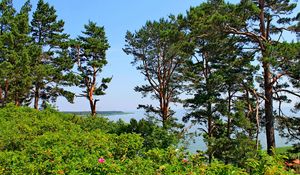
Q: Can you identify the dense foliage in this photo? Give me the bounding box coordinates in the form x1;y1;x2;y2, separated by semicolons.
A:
0;0;299;174
0;106;296;174
0;0;109;116
30;0;74;109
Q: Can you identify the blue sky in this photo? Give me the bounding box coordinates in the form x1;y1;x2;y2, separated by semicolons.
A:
14;0;299;112
14;0;203;111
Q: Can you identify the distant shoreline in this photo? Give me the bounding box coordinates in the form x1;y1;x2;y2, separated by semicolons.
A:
62;111;133;116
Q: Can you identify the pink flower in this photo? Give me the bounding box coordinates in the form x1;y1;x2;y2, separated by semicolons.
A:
182;158;188;163
98;158;105;163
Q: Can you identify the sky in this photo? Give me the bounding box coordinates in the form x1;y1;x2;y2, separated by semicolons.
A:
14;0;299;112
14;0;203;111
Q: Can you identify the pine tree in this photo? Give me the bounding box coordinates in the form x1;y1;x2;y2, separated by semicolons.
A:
71;21;111;117
30;0;75;109
124;17;194;127
0;0;37;106
182;2;260;163
0;0;15;106
186;0;299;155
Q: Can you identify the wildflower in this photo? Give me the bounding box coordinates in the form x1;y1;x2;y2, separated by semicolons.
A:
182;158;188;163
98;158;105;163
285;161;293;167
293;159;300;165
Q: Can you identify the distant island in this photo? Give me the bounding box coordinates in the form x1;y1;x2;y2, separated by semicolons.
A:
62;111;132;116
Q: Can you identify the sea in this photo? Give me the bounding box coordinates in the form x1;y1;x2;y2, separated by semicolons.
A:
102;109;295;153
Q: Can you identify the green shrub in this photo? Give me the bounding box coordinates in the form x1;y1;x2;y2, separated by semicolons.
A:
206;160;248;175
0;106;296;174
0;106;144;174
246;151;295;175
114;118;181;151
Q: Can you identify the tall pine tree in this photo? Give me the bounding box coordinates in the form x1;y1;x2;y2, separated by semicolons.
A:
30;0;75;109
124;17;194;127
0;0;15;106
71;21;111;117
0;0;38;106
181;1;261;163
187;0;299;155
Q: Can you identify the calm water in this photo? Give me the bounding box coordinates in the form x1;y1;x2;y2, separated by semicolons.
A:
103;109;294;152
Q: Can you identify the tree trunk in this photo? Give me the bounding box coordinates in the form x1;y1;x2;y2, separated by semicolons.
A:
263;62;275;154
227;91;232;139
207;102;213;164
89;99;96;117
15;101;20;106
34;84;39;110
204;56;213;163
88;86;97;117
161;100;169;128
4;79;9;106
15;99;21;106
15;94;20;106
259;0;275;155
255;101;260;151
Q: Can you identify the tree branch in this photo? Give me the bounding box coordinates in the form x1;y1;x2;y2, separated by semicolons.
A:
271;72;286;85
225;26;266;50
274;89;300;98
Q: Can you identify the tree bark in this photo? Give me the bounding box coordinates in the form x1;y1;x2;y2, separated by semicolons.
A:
15;101;20;106
263;61;275;154
207;101;213;164
15;93;20;106
161;96;169;128
4;79;9;106
259;0;275;155
89;98;96;117
88;84;97;117
34;84;39;110
227;90;232;139
250;88;261;151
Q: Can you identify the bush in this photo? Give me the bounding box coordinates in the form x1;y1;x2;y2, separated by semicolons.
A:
0;106;144;174
0;105;296;174
246;151;295;175
114;118;181;151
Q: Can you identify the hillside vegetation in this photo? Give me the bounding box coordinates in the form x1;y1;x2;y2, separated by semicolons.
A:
0;105;296;174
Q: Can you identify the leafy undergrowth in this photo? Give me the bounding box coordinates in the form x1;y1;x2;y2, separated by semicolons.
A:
276;146;293;155
0;105;296;174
